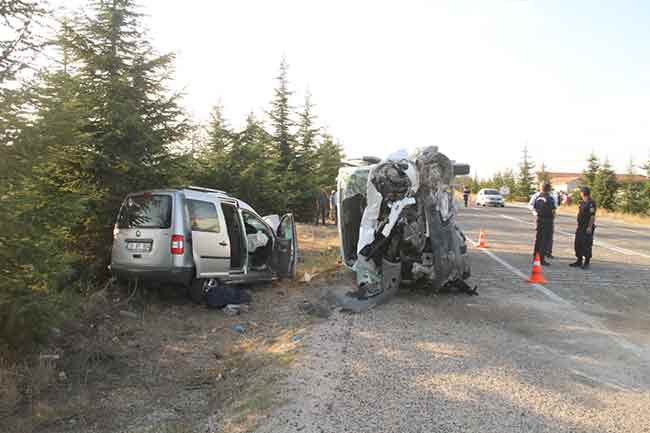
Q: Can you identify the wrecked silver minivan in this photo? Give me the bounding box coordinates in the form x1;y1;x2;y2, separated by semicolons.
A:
337;146;473;308
110;186;297;303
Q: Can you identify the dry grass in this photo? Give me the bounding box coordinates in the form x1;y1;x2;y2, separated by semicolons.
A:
0;355;70;433
296;223;342;282
217;328;305;433
556;204;650;226
0;223;337;433
0;361;19;417
506;200;650;226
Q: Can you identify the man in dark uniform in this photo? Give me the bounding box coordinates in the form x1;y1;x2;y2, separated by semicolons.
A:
463;185;470;207
570;187;597;269
533;182;555;266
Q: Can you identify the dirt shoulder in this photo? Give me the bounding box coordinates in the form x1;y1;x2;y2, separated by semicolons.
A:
0;223;341;433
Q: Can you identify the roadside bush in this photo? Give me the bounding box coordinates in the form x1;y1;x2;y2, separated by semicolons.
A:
618;181;648;214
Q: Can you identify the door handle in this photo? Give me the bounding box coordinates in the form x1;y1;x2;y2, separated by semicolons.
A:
219;241;228;246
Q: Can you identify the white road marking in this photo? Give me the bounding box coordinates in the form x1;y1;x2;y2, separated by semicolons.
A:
616;227;649;236
500;214;533;225
499;214;650;260
469;238;650;361
469;239;568;305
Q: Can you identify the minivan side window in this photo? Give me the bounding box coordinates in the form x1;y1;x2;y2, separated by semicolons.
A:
279;217;294;240
118;194;172;229
187;199;221;233
242;211;271;237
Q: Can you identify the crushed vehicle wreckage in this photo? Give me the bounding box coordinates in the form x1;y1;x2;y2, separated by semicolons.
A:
336;146;475;312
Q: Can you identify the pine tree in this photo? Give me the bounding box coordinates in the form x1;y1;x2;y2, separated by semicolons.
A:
314;132;344;189
193;104;233;191
0;0;46;82
0;34;95;348
268;57;295;172
516;146;536;200
619;158;636;213
296;92;318;173
502;169;516;197
537;162;551;185
643;155;650;178
592;159;618;211
581;152;600;190
233;113;282;215
639;155;650;214
206;103;232;156
288;92;320;220
65;0;189;272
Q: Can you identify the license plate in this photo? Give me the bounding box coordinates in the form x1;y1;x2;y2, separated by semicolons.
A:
127;241;152;252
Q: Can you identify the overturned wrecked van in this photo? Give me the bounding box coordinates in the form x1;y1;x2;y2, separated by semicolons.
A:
110;186;297;303
337;146;473;310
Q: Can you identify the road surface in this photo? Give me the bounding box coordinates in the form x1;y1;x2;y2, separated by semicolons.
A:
255;205;650;433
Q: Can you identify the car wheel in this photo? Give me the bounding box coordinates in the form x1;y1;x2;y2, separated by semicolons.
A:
188;278;206;304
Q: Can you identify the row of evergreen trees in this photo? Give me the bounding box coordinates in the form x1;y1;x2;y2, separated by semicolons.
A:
0;0;343;350
459;147;537;201
191;60;343;221
465;148;650;213
579;153;650;213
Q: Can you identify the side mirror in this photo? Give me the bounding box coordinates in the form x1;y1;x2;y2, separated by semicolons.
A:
362;156;382;164
453;164;470;176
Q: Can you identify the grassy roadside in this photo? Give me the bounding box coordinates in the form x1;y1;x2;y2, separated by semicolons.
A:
0;224;343;433
506;200;650;226
295;223;342;282
556;204;650;226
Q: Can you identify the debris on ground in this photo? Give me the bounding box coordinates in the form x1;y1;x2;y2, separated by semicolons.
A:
299;300;332;318
118;309;139;319
222;304;241;316
206;281;252;309
232;324;247;333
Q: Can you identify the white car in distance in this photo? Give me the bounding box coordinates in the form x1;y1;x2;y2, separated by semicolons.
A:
476;188;505;207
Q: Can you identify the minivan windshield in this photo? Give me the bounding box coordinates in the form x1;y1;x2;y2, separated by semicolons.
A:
118;194;172;229
484;189;500;196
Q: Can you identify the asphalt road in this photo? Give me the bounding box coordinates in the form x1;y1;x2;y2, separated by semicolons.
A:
256;206;650;433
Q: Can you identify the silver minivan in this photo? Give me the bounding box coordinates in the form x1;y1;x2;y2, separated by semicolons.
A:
110;186;297;302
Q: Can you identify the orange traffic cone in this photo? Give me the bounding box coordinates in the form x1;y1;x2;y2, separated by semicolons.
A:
478;229;487;248
528;253;548;284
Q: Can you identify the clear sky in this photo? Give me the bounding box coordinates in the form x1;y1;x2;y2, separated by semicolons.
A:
56;0;650;177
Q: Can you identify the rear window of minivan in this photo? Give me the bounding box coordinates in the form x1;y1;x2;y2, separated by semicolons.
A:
118;194;172;229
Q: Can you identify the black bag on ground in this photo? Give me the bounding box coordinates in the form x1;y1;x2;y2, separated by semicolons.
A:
205;282;251;309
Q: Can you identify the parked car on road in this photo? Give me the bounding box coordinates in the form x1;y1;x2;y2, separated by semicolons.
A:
110;186;297;302
475;188;505;207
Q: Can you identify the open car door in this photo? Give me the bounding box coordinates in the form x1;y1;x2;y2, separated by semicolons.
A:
271;213;297;278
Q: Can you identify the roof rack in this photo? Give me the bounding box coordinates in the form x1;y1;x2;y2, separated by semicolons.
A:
183;185;230;195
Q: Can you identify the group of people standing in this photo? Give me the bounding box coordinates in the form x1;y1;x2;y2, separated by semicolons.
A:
315;188;338;225
530;183;597;269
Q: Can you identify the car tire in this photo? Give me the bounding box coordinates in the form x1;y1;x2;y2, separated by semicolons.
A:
188;278;205;304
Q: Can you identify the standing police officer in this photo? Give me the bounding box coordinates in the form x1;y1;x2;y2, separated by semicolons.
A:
570;187;597;269
533;182;555;266
463;185;470;208
528;183;557;260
